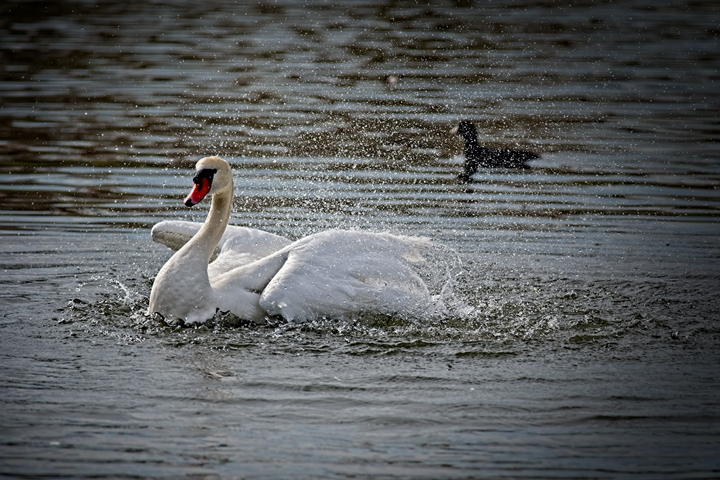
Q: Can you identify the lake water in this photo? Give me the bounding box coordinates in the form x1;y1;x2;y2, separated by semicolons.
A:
1;0;719;478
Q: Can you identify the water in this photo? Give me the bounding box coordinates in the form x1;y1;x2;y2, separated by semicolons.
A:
1;0;719;478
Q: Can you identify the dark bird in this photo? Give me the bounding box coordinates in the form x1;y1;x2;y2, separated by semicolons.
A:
450;120;539;181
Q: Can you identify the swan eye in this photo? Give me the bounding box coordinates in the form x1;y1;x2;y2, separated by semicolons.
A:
193;168;217;186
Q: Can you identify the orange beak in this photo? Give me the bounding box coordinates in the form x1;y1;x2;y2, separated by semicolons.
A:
184;177;211;207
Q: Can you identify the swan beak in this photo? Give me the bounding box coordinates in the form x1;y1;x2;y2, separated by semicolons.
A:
184;178;211;207
184;167;217;207
449;125;459;135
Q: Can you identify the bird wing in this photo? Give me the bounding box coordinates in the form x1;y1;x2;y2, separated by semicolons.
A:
151;220;204;252
151;220;292;274
256;230;433;322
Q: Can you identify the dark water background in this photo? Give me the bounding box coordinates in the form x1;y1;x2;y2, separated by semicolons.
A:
1;0;719;478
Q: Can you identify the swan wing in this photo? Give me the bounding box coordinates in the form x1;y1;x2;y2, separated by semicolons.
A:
257;230;433;322
151;220;204;252
209;226;292;276
151;221;291;274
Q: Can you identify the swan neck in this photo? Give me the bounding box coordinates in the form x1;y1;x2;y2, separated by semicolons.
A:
196;183;233;263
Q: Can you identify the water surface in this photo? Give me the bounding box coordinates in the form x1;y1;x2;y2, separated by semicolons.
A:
1;1;719;478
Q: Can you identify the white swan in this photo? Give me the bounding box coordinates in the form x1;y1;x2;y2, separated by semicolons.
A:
148;156;437;324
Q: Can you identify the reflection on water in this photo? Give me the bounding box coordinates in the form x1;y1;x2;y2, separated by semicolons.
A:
2;0;718;168
1;1;719;478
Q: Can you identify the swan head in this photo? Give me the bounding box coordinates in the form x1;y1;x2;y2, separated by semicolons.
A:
184;156;233;207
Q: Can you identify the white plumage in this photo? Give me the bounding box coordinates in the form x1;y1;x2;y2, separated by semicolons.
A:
148;156;438;325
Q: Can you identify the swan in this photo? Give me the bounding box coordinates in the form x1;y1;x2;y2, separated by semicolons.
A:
148;156;437;325
450;120;539;181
